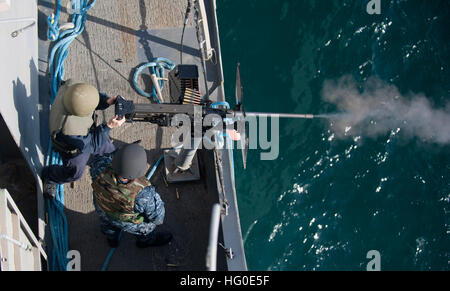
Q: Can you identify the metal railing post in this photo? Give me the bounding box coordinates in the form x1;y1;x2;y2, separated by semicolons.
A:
206;203;221;271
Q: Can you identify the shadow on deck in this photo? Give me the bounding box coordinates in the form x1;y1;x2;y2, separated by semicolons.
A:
37;0;231;271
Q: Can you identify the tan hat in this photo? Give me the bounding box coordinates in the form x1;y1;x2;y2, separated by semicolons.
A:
49;81;95;136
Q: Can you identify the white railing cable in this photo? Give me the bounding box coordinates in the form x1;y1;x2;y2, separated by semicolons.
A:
0;234;32;252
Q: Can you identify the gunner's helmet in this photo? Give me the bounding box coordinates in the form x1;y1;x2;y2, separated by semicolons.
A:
112;143;148;180
63;83;100;116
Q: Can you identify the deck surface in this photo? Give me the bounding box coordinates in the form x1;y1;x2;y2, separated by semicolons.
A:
38;0;227;271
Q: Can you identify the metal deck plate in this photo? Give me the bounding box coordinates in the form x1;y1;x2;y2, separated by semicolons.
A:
163;149;201;183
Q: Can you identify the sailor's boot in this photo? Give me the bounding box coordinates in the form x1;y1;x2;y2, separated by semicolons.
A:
42;167;57;199
136;231;172;248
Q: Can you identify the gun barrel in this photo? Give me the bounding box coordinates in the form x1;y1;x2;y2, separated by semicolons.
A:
245;112;316;119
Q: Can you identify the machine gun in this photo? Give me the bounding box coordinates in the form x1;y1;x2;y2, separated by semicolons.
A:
116;64;318;181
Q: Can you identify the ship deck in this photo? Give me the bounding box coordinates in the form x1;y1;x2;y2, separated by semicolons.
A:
37;0;244;271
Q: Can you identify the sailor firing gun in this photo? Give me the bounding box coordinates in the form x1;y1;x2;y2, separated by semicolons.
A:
42;80;126;199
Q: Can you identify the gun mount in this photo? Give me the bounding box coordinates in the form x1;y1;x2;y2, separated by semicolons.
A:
115;63;318;180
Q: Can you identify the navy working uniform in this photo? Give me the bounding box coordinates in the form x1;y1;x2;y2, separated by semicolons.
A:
89;152;167;246
43;81;116;184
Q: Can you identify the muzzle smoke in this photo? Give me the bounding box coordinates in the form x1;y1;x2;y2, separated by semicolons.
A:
321;76;450;144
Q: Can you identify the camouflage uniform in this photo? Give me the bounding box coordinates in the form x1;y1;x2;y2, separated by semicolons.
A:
89;153;165;243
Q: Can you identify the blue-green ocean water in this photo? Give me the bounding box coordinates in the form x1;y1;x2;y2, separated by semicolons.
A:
217;0;450;270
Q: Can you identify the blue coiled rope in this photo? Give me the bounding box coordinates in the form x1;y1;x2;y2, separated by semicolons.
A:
45;0;96;271
44;142;69;270
133;57;175;103
48;0;96;103
46;0;62;41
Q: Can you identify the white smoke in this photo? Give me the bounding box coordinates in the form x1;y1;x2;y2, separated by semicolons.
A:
321;76;450;144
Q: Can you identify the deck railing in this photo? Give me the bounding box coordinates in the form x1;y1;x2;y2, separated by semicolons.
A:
0;188;47;271
206;203;221;271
